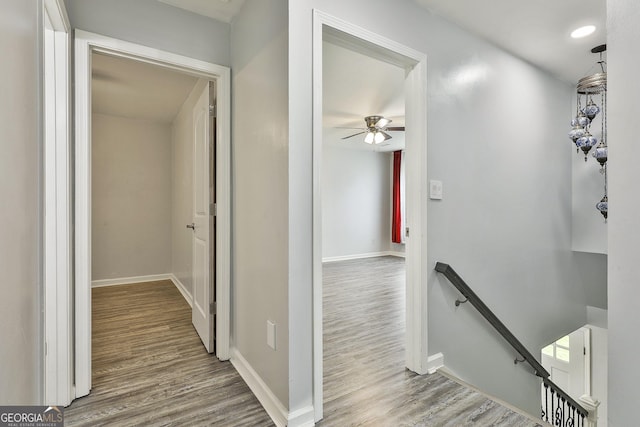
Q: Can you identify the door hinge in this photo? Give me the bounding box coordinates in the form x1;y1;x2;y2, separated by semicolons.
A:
209;104;216;117
584;347;586;356
210;203;217;217
406;227;410;237
210;302;217;315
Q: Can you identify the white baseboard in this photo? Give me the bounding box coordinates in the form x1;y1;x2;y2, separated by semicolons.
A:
288;405;315;427
427;352;444;374
387;251;406;258
230;348;288;427
91;273;193;308
91;274;173;288
169;274;193;308
322;251;405;263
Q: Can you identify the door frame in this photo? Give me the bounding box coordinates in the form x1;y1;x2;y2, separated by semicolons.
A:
43;0;72;406
74;30;231;398
312;10;429;421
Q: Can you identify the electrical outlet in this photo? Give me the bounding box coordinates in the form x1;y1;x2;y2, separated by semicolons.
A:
267;320;276;350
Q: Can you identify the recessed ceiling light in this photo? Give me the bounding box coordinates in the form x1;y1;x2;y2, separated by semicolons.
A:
571;25;596;39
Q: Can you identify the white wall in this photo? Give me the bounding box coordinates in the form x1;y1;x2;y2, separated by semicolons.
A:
170;80;208;296
322;145;392;259
606;0;640;424
0;0;42;404
231;0;290;409
422;26;599;417
290;0;607;417
92;114;172;281
576;252;607;309
572;148;608;254
65;0;230;66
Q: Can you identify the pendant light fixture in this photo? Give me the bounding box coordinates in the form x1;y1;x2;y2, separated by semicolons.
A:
568;45;607;220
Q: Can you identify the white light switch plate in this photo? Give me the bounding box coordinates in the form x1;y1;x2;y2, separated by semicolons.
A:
430;180;443;200
267;320;276;350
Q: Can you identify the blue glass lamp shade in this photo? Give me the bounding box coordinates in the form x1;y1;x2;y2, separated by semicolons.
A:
569;125;586;146
571;112;591;128
593;141;608;166
576;131;598;160
582;99;600;121
596;195;608;219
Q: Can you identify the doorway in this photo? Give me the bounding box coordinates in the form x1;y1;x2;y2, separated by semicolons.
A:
73;31;231;399
90;49;216;347
541;324;608;426
312;12;429;421
320;34;408;420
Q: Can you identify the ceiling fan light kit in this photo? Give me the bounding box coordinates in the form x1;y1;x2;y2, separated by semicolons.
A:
342;115;405;144
364;115;387;128
364;132;375;144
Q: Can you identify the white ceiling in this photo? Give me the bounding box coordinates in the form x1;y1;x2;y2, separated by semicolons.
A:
156;0;607;152
92;52;199;123
157;0;245;23
323;41;406;152
416;0;607;83
160;0;606;84
95;1;607;143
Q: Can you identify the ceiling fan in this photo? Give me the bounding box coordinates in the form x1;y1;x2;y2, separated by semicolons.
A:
341;115;405;144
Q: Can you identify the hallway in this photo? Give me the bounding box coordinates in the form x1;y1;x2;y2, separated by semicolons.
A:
64;264;544;426
65;280;272;426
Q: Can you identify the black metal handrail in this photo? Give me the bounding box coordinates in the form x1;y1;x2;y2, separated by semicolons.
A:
435;262;548;377
434;262;588;421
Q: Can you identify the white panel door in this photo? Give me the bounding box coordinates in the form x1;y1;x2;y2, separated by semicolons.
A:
542;328;589;401
191;83;214;353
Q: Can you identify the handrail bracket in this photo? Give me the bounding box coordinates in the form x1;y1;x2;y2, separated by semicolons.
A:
455;297;468;307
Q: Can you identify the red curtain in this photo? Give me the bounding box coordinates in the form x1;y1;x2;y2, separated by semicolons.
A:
392;150;402;243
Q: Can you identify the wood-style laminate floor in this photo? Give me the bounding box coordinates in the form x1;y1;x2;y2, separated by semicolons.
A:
65;280;274;427
317;256;544;427
65;259;544;426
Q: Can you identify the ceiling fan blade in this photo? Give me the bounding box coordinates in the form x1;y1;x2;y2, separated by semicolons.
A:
341;131;367;140
385;126;405;131
380;131;392;141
